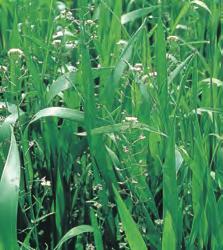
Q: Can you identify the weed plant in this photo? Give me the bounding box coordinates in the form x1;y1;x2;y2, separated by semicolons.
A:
0;0;223;249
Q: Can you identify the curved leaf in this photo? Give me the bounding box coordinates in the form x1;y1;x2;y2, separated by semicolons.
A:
30;107;84;124
0;101;24;125
47;67;113;103
192;0;211;15
47;72;76;103
0;124;20;250
54;225;93;250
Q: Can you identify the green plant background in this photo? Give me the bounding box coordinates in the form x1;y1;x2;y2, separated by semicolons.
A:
0;0;222;249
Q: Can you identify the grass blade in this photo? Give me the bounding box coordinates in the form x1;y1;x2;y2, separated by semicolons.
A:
30;107;84;124
113;185;147;250
121;6;157;25
0;124;20;250
101;19;146;110
90;208;104;250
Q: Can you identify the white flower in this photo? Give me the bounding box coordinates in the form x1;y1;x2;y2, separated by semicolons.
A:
52;39;62;47
167;35;179;42
53;30;74;39
0;65;7;72
8;48;24;57
40;177;51;187
0;103;6;109
210;171;216;180
86;19;95;25
116;40;127;46
125;116;138;122
149;71;157;77
155;219;163;225
142;75;149;82
133;63;143;72
65;41;77;49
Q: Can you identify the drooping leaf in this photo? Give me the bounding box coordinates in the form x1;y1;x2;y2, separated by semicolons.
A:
192;0;211;15
54;225;93;250
30;107;84;124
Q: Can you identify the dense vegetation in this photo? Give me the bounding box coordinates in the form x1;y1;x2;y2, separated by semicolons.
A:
0;0;222;249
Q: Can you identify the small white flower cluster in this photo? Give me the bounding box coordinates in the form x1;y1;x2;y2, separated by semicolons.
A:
8;48;24;58
40;177;51;187
107;202;116;208
210;171;215;180
125;116;138;122
85;19;95;26
117;40;128;47
132;63;143;73
58;64;77;74
52;28;78;50
86;200;102;209
129;63;157;84
93;184;103;192
0;103;6;109
154;218;163;225
53;29;74;40
55;9;75;22
167;35;179;42
119;222;124;233
0;65;7;73
86;244;95;250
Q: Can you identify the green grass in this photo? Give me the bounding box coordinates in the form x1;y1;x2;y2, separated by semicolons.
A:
0;0;223;249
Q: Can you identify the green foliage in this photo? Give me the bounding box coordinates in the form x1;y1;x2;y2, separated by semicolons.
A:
0;0;222;249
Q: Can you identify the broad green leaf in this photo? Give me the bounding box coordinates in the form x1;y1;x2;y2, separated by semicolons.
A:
90;208;104;250
92;122;166;136
121;6;157;24
0;101;24;125
201;78;223;87
47;72;77;103
30;107;84;124
162;211;176;250
0;124;20;250
113;185;147;250
189;119;209;247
